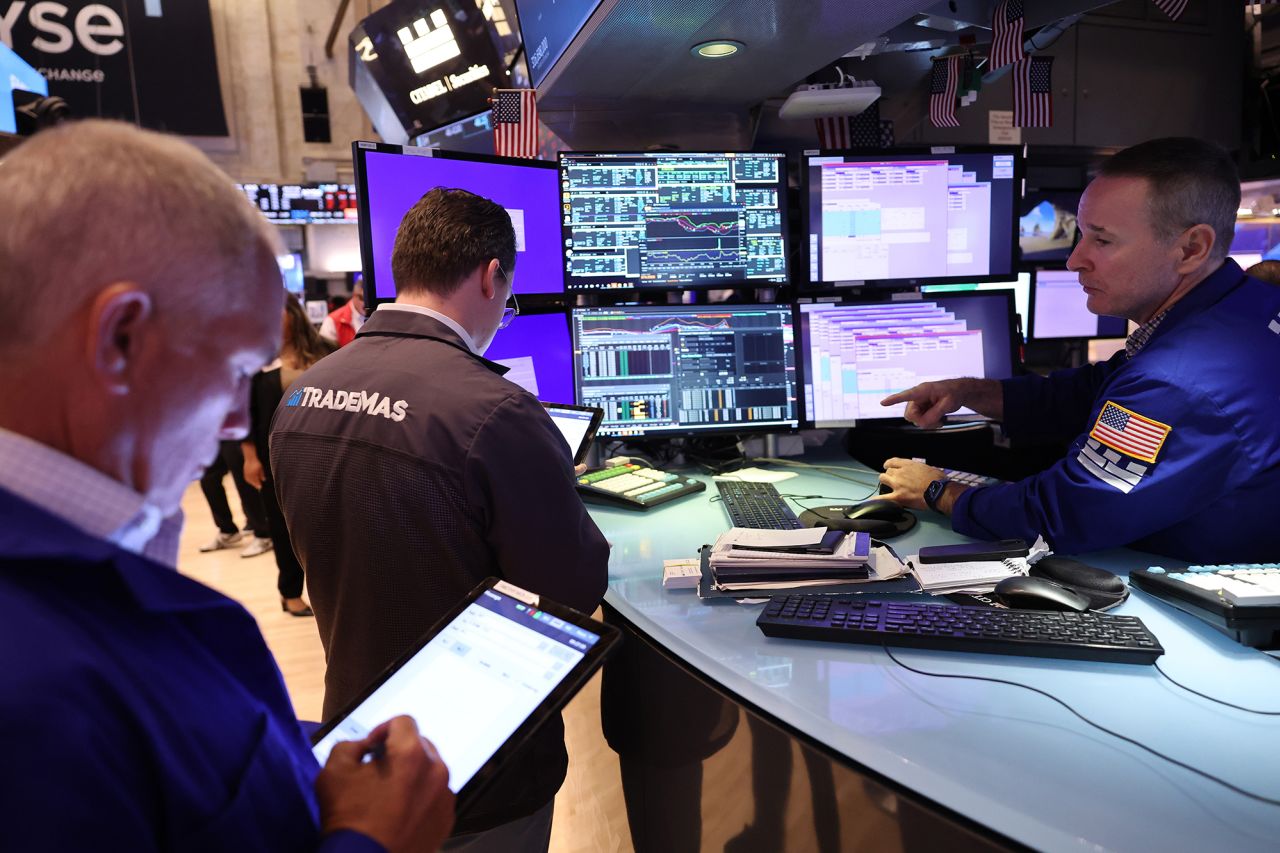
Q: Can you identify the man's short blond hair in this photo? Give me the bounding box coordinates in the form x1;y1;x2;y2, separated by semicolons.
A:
0;120;281;355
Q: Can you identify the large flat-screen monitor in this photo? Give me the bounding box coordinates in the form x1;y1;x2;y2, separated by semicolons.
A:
797;292;1019;427
484;310;573;403
559;151;789;292
354;142;563;303
922;273;1031;340
237;183;359;224
515;0;604;86
571;304;798;437
803;147;1019;290
1029;269;1128;341
1018;189;1080;263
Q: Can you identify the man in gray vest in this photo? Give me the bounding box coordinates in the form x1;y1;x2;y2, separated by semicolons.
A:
271;187;609;852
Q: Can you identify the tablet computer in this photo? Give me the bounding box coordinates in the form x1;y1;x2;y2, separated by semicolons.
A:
311;578;619;813
542;402;603;464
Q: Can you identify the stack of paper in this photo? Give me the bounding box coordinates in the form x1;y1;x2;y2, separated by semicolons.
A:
708;527;872;591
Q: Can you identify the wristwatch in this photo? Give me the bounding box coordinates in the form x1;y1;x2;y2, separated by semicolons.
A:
923;478;950;512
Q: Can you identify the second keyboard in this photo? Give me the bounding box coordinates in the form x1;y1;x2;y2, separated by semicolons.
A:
715;480;803;529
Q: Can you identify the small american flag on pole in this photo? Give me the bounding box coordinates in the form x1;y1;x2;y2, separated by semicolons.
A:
929;56;961;129
990;0;1025;70
1151;0;1189;20
1089;401;1172;464
492;89;538;159
1012;55;1053;127
815;115;852;149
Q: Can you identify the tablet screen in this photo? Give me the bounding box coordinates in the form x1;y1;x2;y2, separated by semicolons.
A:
543;403;601;464
312;583;603;793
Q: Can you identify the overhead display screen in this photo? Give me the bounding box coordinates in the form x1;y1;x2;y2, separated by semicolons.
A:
515;0;603;86
236;183;359;224
559;152;789;292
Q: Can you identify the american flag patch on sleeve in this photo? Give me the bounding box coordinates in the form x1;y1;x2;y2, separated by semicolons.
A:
1088;401;1171;465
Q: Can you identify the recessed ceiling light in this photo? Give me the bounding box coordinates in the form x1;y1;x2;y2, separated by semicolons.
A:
692;40;743;59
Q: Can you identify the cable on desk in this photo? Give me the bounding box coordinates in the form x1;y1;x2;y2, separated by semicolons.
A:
1153;660;1280;715
882;646;1280;807
749;457;883;488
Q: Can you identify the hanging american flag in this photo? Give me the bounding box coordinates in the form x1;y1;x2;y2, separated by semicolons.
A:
815;114;852;149
1012;55;1054;127
929;56;961;129
990;0;1025;71
492;89;539;159
1151;0;1189;19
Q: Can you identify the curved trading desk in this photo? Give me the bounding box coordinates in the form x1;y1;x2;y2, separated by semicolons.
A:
591;459;1280;852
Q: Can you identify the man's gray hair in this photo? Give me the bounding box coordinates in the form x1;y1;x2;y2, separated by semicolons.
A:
0;120;281;355
1098;137;1240;260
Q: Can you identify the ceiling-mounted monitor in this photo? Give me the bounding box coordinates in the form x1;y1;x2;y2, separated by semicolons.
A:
802;147;1020;292
353;142;563;302
559;151;789;292
514;0;604;87
236;183;359;224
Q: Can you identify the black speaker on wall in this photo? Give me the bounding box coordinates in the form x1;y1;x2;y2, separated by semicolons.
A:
300;84;331;143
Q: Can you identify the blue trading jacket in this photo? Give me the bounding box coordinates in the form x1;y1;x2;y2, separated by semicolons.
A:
953;259;1280;562
0;488;383;852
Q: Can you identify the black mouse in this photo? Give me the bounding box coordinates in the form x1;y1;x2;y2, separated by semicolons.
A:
994;576;1091;612
797;501;917;539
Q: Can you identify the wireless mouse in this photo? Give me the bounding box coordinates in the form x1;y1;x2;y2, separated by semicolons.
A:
994;576;1091;612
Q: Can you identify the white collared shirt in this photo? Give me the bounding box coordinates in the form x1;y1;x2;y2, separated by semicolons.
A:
379;303;481;355
0;427;182;567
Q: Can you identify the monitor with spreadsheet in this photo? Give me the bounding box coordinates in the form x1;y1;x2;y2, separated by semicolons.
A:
353;142;563;303
559;151;789;292
570;304;798;436
484;310;574;403
1029;269;1128;340
802;147;1019;290
797;291;1018;427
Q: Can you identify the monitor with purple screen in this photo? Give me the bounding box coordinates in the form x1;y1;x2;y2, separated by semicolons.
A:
353;142;563;302
1030;269;1128;340
797;291;1018;427
803;148;1019;291
484;311;573;403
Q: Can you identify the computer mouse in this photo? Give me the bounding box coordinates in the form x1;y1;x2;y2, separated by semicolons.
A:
994;576;1091;612
797;501;917;539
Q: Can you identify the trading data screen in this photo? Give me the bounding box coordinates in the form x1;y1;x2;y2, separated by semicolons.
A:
798;293;1016;427
560;152;789;291
237;183;359;224
571;305;797;436
805;150;1017;287
1031;269;1128;340
357;146;563;299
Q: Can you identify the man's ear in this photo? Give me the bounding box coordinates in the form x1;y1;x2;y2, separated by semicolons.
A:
87;284;153;395
478;258;501;301
1176;224;1216;272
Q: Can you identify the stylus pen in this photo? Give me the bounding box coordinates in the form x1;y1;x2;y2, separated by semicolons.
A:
362;741;387;764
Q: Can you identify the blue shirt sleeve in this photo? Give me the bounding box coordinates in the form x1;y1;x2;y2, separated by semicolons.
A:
954;368;1242;555
1001;352;1125;443
320;830;388;853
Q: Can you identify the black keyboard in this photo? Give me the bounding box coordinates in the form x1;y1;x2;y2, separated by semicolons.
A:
715;480;803;529
758;596;1164;664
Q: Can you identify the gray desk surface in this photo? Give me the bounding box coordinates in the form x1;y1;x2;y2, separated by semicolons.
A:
591;459;1280;852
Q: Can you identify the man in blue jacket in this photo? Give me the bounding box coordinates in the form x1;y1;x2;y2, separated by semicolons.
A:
879;137;1280;562
0;121;453;851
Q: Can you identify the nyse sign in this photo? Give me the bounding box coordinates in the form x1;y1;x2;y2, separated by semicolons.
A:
0;2;125;56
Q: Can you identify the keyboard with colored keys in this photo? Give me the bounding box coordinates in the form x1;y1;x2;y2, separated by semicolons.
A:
577;463;705;510
1130;563;1280;648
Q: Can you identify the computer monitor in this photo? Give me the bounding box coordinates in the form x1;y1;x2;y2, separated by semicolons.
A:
570;304;798;437
922;273;1031;341
484;310;573;403
353;142;563;304
802;147;1020;290
1029;269;1128;340
515;0;605;87
236;183;359;224
278;253;305;295
797;291;1019;427
559;151;789;292
1018;189;1081;263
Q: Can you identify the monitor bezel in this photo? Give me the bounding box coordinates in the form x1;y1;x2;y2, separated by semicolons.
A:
353;141;561;311
794;289;1021;429
557;150;791;294
569;301;801;439
1028;267;1129;342
800;145;1024;293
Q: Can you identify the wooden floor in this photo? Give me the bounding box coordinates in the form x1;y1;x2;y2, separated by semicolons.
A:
179;481;904;852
